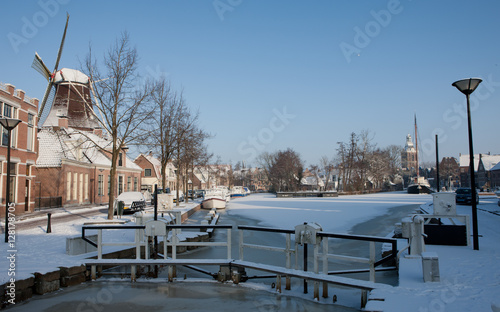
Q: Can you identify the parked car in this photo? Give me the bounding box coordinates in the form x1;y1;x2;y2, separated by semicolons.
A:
114;192;146;214
195;190;205;198
455;188;479;205
173;191;184;203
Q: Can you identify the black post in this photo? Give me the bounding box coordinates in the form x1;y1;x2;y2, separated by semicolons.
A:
154;184;158;259
303;243;308;294
154;184;158;221
466;93;479;250
4;129;12;243
47;213;52;233
436;134;440;192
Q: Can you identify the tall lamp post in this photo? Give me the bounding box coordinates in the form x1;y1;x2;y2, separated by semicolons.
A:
1;118;22;243
452;78;482;250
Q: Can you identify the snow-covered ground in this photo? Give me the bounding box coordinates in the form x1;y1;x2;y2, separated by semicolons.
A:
3;192;500;311
1;202;199;285
375;195;500;312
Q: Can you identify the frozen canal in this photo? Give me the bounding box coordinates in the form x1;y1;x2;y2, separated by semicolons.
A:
7;192;430;311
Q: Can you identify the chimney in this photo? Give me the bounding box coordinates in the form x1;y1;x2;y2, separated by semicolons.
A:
16;89;25;101
6;84;15;95
58;116;69;129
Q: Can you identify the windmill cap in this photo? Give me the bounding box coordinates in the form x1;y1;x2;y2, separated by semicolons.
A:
53;68;89;84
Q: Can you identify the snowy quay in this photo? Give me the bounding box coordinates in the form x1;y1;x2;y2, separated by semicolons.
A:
2;192;500;311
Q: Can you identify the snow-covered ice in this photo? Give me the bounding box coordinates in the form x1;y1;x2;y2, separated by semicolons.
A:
2;192;499;311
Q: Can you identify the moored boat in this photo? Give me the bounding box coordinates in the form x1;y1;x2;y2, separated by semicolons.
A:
202;188;227;209
230;186;246;198
407;177;433;194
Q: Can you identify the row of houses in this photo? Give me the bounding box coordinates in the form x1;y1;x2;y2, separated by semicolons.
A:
459;153;500;190
0;81;237;217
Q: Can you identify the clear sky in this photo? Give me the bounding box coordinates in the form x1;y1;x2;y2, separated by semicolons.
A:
1;0;499;167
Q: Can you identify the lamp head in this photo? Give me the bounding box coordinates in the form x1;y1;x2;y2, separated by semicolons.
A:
452;78;482;95
0;118;22;130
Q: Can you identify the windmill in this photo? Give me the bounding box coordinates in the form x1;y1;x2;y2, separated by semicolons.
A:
32;13;100;131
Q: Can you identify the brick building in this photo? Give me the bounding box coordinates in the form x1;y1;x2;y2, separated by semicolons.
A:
0;82;39;216
133;152;177;192
459;153;500;189
401;134;417;174
35;126;142;207
33;68;142;208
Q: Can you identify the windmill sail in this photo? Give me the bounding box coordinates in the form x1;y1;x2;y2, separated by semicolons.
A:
32;13;100;131
33;13;69;121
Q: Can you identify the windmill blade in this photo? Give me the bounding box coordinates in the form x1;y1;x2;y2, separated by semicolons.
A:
38;81;55;119
31;53;51;81
53;13;69;72
38;86;56;126
89;79;110;134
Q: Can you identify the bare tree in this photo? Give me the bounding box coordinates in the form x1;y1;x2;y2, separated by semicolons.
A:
146;77;181;191
319;156;335;191
83;32;154;219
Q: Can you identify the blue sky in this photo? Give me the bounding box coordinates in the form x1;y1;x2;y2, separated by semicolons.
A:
2;0;499;167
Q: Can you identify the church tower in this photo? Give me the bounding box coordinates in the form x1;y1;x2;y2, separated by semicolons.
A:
401;134;417;174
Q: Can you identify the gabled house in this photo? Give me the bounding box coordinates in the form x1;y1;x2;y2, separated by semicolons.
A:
133;152;176;192
459;153;500;189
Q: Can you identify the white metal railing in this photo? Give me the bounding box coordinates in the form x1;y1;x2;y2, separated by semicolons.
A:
238;225;296;290
166;224;233;260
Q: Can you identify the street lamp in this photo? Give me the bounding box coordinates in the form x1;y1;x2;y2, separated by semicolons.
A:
1;118;22;243
452;78;482;250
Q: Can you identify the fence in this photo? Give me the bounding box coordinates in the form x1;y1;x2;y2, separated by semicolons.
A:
36;197;62;209
83;222;398;308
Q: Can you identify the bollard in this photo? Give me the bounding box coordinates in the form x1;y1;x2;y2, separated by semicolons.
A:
47;213;52;233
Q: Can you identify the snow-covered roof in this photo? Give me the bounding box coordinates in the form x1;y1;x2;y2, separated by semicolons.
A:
491;162;500;172
459;154;481;171
301;175;325;187
53;68;89;84
480;155;500;171
460;154;500;171
37;127;140;171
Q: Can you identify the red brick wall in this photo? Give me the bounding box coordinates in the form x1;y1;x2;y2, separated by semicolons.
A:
133;155;155;178
0;83;38;216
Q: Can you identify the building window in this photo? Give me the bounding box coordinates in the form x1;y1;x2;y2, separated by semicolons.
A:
67;172;71;201
79;173;83;202
134;177;138;191
9;163;16;202
108;175;111;196
27;113;34;151
73;173;78;200
84;174;89;200
127;176;131;192
118;153;123;166
144;168;152;177
118;176;123;195
98;175;103;196
1;104;13;146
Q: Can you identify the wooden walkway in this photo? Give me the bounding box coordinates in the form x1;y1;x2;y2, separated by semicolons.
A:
85;258;391;307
